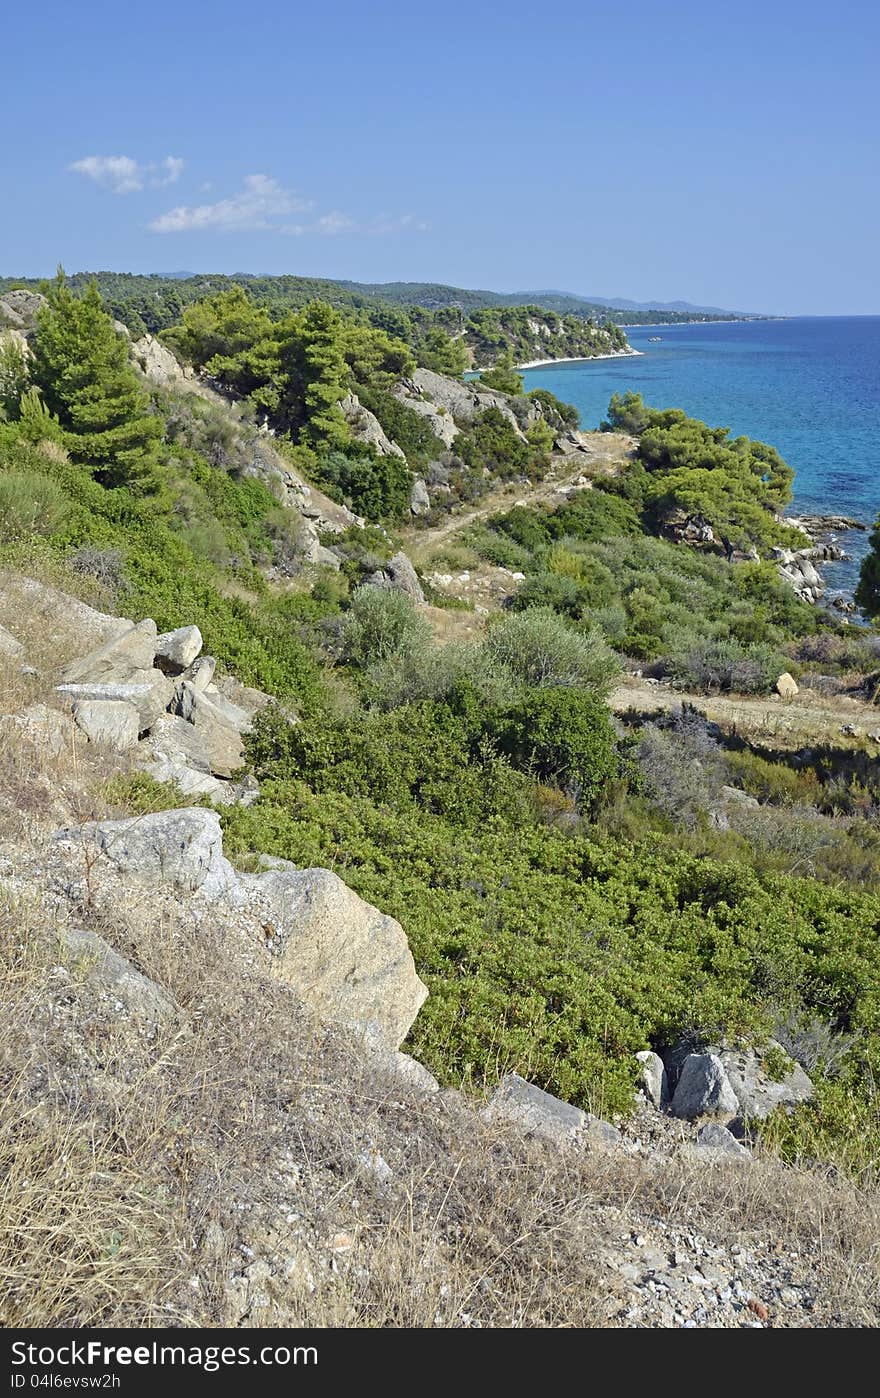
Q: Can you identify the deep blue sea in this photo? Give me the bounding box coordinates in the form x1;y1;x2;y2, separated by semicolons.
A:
520;317;880;596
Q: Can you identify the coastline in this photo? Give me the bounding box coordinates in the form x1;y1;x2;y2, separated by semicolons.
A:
514;348;644;371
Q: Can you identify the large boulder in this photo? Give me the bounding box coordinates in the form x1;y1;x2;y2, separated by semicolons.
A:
482;1073;621;1147
775;672;799;698
61;619;158;685
170;681;246;777
232;866;428;1050
670;1053;739;1120
53;809;237;899
366;552;426;605
0;575;131;655
72;699;140;752
155;625;203;675
409;477;431;516
720;1042;813;1120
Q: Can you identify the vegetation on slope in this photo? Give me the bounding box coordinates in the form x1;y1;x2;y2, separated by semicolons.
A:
1;275;879;1179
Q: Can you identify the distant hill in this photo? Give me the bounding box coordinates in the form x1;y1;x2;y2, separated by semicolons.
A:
0;270;765;330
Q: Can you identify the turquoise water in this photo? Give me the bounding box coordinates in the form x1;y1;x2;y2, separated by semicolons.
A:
521;317;880;596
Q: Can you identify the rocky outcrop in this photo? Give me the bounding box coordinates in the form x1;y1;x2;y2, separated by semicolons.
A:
131;334;191;387
52;808;428;1051
339;392;406;459
392;366;526;440
0;288;45;331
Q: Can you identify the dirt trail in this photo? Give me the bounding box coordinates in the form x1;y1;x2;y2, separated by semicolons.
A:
403;432;634;562
611;676;879;750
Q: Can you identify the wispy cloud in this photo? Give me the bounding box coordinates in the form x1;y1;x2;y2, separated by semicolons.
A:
150;175;428;238
150;174;313;233
70;153;185;194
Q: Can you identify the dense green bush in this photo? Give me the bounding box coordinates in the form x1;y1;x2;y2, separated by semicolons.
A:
489;688;627;813
484;608;619;695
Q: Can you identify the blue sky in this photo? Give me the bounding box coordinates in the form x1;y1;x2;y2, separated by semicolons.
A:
2;0;878;314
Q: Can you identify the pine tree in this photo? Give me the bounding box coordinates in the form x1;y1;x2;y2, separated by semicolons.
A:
31;272;162;488
855;516;880;619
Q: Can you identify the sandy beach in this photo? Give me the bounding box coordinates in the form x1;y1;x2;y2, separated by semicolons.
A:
514;348;644;370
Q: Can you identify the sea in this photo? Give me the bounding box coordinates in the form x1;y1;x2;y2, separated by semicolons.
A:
520;317;880;598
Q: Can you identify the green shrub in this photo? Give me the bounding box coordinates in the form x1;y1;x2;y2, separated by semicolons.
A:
0;469;70;541
485;608;619;695
490;688;627;814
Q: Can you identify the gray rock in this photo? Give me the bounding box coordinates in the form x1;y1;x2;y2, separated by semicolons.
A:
0;575;131;654
409;477;431;516
484;1074;587;1142
0;622;25;661
232;866;428;1049
367;552;426;604
719;784;760;808
155;625;203;674
53;808;237;899
392;1051;440;1093
670;1053;739;1120
180;654;216;693
138;713;212;773
720;1042;813;1120
61;619;158;685
60;927;177;1024
696;1122;751;1158
170;681;245;778
339;391;407;459
636;1050;670;1109
72;699;140;751
57;670;173;731
0;703;75;759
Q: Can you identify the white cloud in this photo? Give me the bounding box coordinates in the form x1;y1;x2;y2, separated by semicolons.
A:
157;156;185;187
150;174;312;233
149;172;428;238
70;153;185;194
70;155;144;194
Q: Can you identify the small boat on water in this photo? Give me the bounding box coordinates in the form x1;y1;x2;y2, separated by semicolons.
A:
648;335;662;342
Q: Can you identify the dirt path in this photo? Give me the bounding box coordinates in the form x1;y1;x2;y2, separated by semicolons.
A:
610;676;880;750
403;431;634;563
